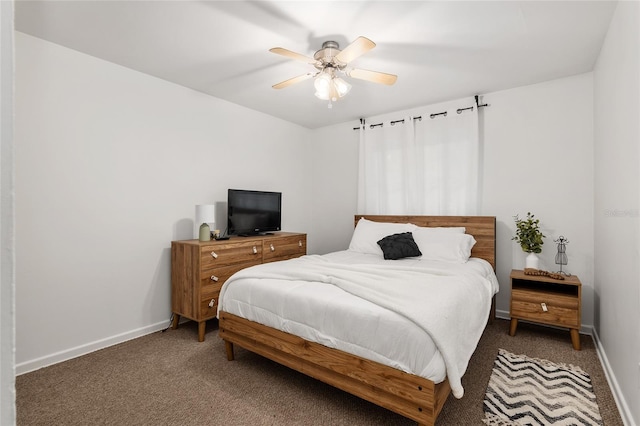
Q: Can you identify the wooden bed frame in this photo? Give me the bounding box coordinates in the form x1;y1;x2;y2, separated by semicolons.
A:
219;215;496;426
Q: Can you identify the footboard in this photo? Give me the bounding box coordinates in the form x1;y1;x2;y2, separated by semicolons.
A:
219;311;451;426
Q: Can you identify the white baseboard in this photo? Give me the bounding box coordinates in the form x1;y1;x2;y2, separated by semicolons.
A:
496;309;510;320
16;319;172;375
592;328;637;426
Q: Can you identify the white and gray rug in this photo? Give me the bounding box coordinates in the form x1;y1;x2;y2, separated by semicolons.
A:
483;349;603;425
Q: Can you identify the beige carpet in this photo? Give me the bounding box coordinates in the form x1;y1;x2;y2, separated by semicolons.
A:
16;319;623;425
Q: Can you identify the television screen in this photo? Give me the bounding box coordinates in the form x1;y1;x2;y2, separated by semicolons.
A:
227;189;282;236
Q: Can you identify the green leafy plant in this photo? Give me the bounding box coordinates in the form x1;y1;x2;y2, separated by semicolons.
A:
512;212;545;253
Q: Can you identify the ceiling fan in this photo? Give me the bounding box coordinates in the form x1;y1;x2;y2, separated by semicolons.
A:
269;36;397;106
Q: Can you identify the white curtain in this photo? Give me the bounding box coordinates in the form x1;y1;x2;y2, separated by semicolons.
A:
358;99;479;215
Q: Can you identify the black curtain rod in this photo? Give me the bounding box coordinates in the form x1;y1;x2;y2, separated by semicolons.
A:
353;97;488;130
475;95;489;108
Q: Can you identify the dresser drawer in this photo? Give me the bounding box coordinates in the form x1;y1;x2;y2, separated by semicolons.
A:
200;261;261;287
199;286;220;319
263;235;306;263
200;241;262;268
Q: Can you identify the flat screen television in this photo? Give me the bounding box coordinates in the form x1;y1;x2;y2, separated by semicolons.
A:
227;189;282;236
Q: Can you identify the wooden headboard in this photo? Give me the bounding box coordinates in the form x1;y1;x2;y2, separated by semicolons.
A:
354;215;496;271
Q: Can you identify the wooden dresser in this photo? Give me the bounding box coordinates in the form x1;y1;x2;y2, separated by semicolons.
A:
509;269;582;350
171;232;307;341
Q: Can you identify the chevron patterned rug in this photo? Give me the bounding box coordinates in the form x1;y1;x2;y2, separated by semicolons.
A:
483;349;603;425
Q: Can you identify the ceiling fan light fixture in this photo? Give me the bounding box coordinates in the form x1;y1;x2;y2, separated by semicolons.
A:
333;77;351;98
314;71;351;103
314;72;332;94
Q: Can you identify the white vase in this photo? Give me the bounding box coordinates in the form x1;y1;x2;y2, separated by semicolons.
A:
525;253;539;269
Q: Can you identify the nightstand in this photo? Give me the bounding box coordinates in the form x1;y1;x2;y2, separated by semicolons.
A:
509;269;582;350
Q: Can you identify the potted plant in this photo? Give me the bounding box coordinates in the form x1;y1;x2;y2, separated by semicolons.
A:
512;212;545;269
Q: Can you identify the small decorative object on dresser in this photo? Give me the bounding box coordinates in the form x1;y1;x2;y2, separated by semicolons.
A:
512;212;545;269
509;269;582;350
171;232;307;341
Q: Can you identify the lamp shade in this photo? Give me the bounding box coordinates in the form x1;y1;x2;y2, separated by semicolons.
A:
314;72;332;100
194;204;216;239
333;77;351;97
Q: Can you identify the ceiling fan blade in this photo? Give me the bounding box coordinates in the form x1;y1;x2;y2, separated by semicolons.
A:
335;36;376;64
272;73;314;89
348;68;398;85
269;47;317;64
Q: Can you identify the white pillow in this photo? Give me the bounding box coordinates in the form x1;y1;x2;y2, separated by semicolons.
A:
412;228;476;263
349;218;417;255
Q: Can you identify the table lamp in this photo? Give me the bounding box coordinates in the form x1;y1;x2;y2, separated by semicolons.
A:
194;204;216;240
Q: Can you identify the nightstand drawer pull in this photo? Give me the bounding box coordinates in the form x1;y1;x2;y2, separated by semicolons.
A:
541;302;548;312
210;275;219;282
208;299;215;308
252;246;257;254
210;251;218;259
299;240;303;247
270;243;275;252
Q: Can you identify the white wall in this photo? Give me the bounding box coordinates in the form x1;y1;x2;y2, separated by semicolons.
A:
14;32;312;373
307;121;360;255
1;0;16;423
310;75;595;329
481;74;595;326
593;1;640;424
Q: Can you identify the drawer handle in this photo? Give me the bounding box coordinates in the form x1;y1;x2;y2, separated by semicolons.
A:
208;299;215;308
541;302;548;312
210;275;219;282
299;240;303;247
252;246;257;254
210;251;218;259
270;243;275;252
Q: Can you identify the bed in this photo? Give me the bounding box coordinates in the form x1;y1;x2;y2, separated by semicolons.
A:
218;215;497;426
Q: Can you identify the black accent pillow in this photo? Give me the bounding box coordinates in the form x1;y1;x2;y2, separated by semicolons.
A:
377;232;422;260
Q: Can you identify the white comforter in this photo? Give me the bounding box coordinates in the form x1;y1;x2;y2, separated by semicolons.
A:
218;251;499;399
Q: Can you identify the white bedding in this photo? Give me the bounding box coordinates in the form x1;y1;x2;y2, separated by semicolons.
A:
217;250;499;398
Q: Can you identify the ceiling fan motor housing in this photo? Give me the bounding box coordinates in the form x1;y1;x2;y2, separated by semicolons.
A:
314;41;346;70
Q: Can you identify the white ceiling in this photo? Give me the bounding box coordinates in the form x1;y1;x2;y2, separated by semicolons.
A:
15;1;617;129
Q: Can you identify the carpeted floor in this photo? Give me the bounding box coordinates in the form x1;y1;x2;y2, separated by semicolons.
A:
16;319;624;425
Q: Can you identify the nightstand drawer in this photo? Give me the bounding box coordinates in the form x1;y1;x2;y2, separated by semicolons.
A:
511;299;579;328
511;288;579;309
